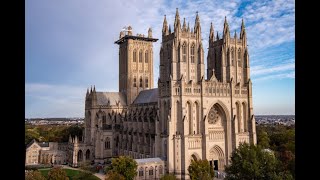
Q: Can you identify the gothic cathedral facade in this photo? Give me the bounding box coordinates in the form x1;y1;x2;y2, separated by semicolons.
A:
76;9;256;180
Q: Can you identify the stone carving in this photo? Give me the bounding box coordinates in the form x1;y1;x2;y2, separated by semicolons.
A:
208;106;219;124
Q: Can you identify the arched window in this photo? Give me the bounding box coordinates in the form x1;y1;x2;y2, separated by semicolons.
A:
139;50;143;63
242;102;247;132
191;44;195;63
187;102;192;135
85;149;90;160
182;43;187;62
133;77;137;87
102;112;107;129
236;102;242;132
139;77;143;87
105;137;111;149
238;49;241;67
149;167;154;176
139;167;144;177
231;48;234;66
133;50;137;62
77;150;83;162
145;78;148;88
159;165;163;175
145;50;148;63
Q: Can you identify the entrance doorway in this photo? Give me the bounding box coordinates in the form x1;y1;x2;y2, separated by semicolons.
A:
209;160;219;171
214;160;218;170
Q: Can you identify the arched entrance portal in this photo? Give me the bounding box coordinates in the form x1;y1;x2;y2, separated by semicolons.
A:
208;145;225;171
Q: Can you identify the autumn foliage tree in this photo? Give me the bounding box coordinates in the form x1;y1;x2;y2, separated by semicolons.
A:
25;170;46;180
47;167;69;180
106;156;138;180
188;159;214;180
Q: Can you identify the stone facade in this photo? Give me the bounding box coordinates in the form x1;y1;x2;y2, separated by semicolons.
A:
25;139;68;165
27;9;256;179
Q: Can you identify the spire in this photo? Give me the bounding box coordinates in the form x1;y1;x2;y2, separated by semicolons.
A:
93;85;96;92
182;18;187;31
148;27;152;38
169;24;172;33
174;8;181;31
216;31;219;40
223;16;230;39
240;18;246;39
194;11;201;39
162;15;169;36
86;88;89;96
209;22;214;41
234;30;237;39
90;85;92;93
187;22;190;32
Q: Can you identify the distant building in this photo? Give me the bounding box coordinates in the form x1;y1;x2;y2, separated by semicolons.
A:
25;139;68;165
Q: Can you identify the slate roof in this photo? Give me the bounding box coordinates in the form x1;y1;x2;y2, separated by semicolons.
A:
135;157;164;164
96;92;127;106
26;139;49;149
133;88;158;104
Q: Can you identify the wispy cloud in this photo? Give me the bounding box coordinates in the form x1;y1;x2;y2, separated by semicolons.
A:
26;0;295;116
251;62;295;76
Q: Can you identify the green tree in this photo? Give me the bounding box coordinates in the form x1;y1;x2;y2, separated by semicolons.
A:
225;143;281;180
160;173;177;180
257;130;270;149
106;156;138;180
47;167;69;180
25;170;46;180
106;170;125;180
188;159;214;180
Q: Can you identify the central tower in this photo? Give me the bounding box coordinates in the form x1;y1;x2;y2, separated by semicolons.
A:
115;26;158;104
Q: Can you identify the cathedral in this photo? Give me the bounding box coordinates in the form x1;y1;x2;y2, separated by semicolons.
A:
68;9;257;179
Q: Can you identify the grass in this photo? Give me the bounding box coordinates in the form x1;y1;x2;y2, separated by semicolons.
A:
39;168;100;180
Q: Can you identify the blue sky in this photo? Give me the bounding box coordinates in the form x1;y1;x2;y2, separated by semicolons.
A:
26;0;295;118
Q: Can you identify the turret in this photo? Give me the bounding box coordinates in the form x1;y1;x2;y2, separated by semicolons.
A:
223;16;230;41
148;27;152;38
187;22;190;32
127;26;133;36
162;15;169;36
194;11;201;40
182;18;187;32
119;31;125;39
240;18;247;46
216;31;219;40
174;8;181;33
209;22;214;42
69;135;72;143
234;30;237;39
86;88;89;97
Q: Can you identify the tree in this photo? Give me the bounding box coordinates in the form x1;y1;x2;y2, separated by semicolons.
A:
47;167;69;180
25;170;46;180
188;159;214;180
257;130;270;149
160;173;177;180
225;143;281;180
106;156;138;180
106;170;125;180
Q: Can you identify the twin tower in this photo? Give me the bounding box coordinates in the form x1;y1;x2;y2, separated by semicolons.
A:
116;8;250;105
115;8;255;178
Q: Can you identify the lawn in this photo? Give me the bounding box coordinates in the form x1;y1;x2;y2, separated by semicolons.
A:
39;168;100;180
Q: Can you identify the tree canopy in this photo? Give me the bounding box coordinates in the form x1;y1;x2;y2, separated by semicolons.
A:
225;143;293;180
188;159;214;180
25;170;46;180
106;170;125;180
106;156;138;180
47;167;69;180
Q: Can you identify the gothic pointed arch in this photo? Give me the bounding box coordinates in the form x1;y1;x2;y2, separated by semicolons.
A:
208;145;225;170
